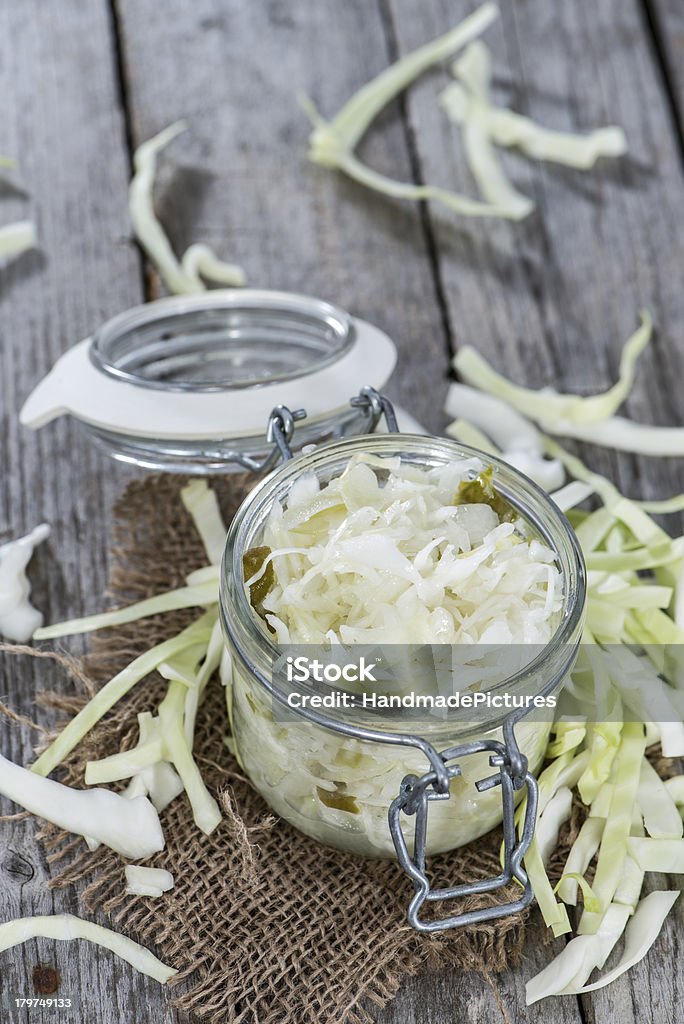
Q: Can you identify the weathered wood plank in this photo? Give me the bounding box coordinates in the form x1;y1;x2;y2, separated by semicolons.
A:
647;0;684;134
113;0;451;432
373;941;584;1024
387;0;684;497
385;0;684;1020
0;2;179;1021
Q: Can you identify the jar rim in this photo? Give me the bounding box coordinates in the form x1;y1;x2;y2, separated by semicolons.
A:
89;290;355;393
220;433;587;740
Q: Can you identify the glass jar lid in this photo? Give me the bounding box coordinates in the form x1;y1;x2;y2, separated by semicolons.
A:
20;290;397;472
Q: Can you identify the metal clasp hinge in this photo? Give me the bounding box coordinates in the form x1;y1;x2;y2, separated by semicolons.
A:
239;385;400;474
350;385;399;433
388;733;539;932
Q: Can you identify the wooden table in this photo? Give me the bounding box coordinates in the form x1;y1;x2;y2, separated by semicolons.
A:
2;1;684;1021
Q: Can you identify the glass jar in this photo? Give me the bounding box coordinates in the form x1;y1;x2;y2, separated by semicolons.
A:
220;429;586;929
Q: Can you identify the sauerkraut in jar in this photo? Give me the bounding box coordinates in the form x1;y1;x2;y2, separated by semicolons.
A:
220;434;585;859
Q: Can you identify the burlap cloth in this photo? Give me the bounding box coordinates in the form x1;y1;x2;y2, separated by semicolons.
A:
32;474;580;1024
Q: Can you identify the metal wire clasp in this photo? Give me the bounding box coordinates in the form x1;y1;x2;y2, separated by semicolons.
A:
350;385;399;433
241;386;400;474
388;716;539;932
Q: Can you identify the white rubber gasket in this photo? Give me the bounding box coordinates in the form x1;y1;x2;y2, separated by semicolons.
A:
21;316;396;441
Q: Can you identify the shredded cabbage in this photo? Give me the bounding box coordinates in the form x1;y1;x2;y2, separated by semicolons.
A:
445;418;498;454
556;817;604;905
535;786;573;866
125;865;174;898
25;483;227;847
543;415;684;457
0;220;37;262
304;13;625;221
445;320;684;997
158;678;222;834
33;581;218;640
452;314;684;456
526;891;678;1002
81;654;222;834
446;42;533;219
0;523;50;641
637;759;683;839
180;243;245;290
31;611;215;777
549;481;595;513
129;121;245;294
255;454;562;646
120;742;184;815
445;383;565;490
0;753;163;859
554;873;600;914
442;41;627;171
181;480;227;565
577;723;645;934
627;837;684;872
0;915;176;984
454;312;652;426
665;776;684;806
301;4;510;218
525;902;632;1003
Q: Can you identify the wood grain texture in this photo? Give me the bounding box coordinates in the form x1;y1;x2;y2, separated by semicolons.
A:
0;2;174;1022
648;0;684;136
386;0;684;499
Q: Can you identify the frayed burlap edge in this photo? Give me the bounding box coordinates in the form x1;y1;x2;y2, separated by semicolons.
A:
22;474;581;1024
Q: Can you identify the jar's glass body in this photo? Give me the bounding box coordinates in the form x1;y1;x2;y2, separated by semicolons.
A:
228;657;557;857
221;435;585;858
79;405;369;475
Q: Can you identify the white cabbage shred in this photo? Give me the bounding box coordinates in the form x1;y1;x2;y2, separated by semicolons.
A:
442;42;534;219
0;753;163;859
445;308;684;998
180;480;228;566
31;610;216;778
441;41;627;219
444;383;565;491
129;121;245;294
255;455;562;646
24;481;226;852
0;220;37;263
453;312;684;456
302;4;512;218
125;865;175;898
303;10;625;220
0;523;50;641
0;158;37;265
0;915;176;984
